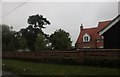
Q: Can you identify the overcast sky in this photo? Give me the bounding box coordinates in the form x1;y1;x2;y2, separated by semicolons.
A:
2;1;118;45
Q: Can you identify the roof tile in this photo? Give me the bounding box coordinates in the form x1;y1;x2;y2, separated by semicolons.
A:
76;21;111;44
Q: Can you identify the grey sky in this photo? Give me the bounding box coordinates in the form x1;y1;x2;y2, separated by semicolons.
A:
2;2;118;45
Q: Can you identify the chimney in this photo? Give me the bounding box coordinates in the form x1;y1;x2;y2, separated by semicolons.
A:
80;24;83;30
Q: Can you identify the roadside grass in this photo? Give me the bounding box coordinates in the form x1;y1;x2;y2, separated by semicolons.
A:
2;59;119;75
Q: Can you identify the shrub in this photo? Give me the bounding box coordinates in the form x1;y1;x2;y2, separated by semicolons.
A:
84;56;119;68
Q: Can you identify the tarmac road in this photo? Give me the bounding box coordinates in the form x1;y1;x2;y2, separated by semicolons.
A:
2;70;21;77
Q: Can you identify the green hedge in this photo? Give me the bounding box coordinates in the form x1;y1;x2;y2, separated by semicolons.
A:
3;57;78;65
3;56;120;68
84;56;119;68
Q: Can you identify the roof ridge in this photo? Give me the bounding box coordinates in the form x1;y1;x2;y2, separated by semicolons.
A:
82;27;97;30
99;20;112;23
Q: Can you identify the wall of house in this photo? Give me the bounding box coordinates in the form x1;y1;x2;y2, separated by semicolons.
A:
96;39;104;48
77;39;103;49
78;41;96;48
103;21;120;49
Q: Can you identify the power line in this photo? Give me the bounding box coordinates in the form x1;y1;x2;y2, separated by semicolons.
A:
2;0;30;18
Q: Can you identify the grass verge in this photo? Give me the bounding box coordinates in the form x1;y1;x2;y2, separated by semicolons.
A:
2;59;119;75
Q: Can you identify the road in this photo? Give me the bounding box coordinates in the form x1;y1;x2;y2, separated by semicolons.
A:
1;70;21;77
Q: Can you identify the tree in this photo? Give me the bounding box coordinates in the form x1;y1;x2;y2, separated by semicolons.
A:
28;14;50;28
35;34;47;51
7;38;15;51
49;29;72;50
0;25;2;51
15;33;27;51
20;14;51;51
19;37;27;51
2;24;16;51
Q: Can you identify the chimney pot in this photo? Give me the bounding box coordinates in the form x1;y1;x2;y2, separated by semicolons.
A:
80;24;83;30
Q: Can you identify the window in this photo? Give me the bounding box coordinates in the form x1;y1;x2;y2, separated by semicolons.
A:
99;46;103;48
97;40;100;42
84;36;89;42
102;36;104;39
83;47;90;48
83;33;90;42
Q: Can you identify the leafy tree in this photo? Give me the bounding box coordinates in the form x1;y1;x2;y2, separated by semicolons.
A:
49;29;72;50
7;39;15;51
28;14;50;28
20;14;51;51
35;34;47;51
14;31;28;51
19;37;27;51
0;25;2;51
2;24;16;51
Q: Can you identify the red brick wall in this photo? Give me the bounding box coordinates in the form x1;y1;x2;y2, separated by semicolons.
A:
2;49;120;64
77;38;98;48
96;40;104;48
77;39;104;48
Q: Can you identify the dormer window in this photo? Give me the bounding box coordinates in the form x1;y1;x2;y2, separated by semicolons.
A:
83;33;91;42
84;36;89;42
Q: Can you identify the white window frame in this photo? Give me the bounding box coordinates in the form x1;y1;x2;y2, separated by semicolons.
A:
83;33;91;42
83;47;90;49
99;46;104;48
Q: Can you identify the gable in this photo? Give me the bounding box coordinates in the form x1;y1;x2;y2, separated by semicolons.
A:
76;27;99;44
99;15;120;35
83;33;90;37
83;33;91;42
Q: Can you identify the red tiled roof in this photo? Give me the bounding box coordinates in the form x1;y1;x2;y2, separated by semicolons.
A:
98;20;112;31
99;15;120;35
76;20;111;44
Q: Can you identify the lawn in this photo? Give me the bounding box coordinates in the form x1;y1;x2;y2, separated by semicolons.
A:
2;59;119;75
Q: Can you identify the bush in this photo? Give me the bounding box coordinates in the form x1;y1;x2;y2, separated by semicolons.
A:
3;56;78;65
84;56;119;68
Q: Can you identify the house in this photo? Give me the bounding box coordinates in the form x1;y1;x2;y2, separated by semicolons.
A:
99;15;120;49
75;20;111;49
